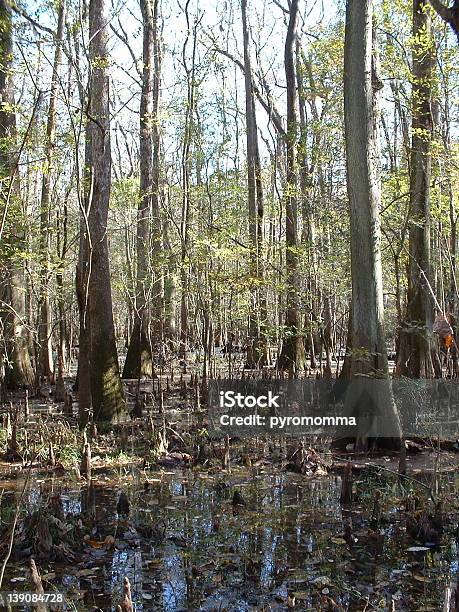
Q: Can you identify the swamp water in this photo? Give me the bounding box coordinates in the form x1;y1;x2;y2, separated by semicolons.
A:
1;465;459;611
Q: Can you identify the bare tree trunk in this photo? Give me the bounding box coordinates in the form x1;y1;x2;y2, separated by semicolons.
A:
162;196;176;346
76;8;92;425
241;0;267;369
441;63;458;375
396;0;441;378
342;0;401;450
76;217;92;425
123;0;163;378
277;0;306;373
150;0;164;355
55;186;69;400
297;48;319;370
77;0;126;422
179;4;198;361
0;0;34;389
38;0;65;382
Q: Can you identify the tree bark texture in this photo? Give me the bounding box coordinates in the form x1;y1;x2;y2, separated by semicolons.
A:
123;0;163;378
343;0;402;449
0;0;34;388
396;0;441;379
277;0;306;373
77;0;126;422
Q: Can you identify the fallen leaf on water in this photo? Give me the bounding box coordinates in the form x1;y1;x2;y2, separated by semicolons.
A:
86;539;105;549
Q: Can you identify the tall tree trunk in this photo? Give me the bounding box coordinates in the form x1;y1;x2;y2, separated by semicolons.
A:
396;0;440;378
299;50;325;369
55;184;69;396
179;4;198;361
0;0;34;388
277;0;306;373
162;197;176;345
38;0;65;382
342;0;401;449
150;0;164;356
123;0;163;378
241;0;267;369
77;0;126;423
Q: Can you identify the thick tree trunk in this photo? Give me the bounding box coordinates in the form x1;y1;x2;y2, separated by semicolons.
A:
277;0;306;373
396;0;441;379
123;0;163;378
38;0;65;382
77;0;126;422
0;0;34;389
342;0;402;450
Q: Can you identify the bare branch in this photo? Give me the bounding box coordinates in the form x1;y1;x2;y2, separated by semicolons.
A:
110;18;142;77
272;0;289;14
210;43;286;139
11;4;55;38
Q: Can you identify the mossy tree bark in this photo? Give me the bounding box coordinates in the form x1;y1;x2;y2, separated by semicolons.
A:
77;0;126;423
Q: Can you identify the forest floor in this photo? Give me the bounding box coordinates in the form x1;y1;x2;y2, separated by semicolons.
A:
1;362;459;611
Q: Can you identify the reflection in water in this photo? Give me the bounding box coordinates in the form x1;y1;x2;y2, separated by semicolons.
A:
259;527;277;589
161;545;186;611
1;469;459;611
109;549;144;610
